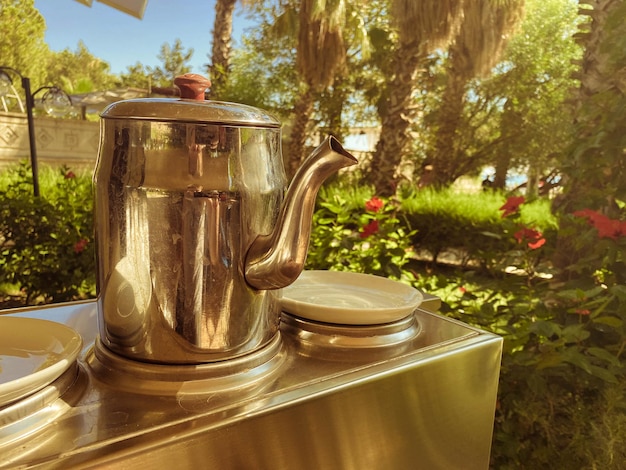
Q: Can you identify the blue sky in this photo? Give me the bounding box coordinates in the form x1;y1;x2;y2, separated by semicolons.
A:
34;0;256;75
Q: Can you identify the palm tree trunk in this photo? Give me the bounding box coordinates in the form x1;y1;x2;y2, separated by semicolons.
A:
552;0;623;274
556;0;622;213
286;86;314;177
323;76;348;142
366;42;422;196
210;0;237;99
493;153;510;190
430;47;468;187
526;164;540;200
493;101;522;189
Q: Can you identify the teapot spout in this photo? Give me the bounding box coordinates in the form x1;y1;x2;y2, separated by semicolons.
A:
245;136;358;290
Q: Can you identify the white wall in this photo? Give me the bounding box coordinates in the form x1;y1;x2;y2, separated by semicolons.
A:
0;112;99;171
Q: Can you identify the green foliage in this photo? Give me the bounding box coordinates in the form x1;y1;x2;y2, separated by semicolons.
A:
117;62;152;89
45;41;117;94
434;263;626;469
307;181;626;469
0;163;95;304
400;186;557;269
0;0;49;90
219;33;297;118
495;6;626;463
431;219;626;468
484;0;581;173
2;165;626;466
118;40;195;91
149;39;194;88
557;0;626;213
306;181;416;283
410;0;582;187
424;196;626;468
223;1;387;129
0;1;119;96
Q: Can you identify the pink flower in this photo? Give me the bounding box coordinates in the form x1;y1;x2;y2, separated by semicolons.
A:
365;196;384;213
514;227;545;250
360;220;379;238
74;238;88;253
575;309;591;316
499;196;525;218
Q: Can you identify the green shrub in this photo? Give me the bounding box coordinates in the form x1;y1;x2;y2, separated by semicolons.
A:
2;167;625;468
0;163;95;304
308;180;626;469
400;186;558;271
417;197;626;469
306;182;417;283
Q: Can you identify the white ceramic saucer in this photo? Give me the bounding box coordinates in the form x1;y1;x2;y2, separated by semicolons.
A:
0;317;82;407
281;270;423;325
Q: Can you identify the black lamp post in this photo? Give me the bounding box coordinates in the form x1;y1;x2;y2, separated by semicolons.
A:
0;68;73;197
0;66;40;196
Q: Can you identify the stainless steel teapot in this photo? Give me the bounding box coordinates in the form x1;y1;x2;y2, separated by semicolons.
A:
93;74;357;364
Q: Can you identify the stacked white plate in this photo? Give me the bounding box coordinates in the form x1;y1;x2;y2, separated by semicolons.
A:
0;317;82;407
281;270;423;325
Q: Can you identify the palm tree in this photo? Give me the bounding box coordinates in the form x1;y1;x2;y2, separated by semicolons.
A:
367;0;464;196
210;0;238;99
551;0;626;272
557;0;626;213
428;0;524;187
285;0;349;176
572;0;624;100
209;0;258;99
209;0;354;173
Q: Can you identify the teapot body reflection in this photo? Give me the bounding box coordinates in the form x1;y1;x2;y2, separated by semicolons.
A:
93;75;357;363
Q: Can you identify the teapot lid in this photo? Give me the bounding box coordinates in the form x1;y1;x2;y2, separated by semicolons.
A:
100;73;281;128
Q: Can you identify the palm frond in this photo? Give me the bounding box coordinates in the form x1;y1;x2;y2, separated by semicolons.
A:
456;0;525;77
391;0;464;51
297;0;346;89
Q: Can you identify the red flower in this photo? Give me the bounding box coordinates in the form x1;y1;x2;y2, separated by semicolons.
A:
528;237;546;250
573;209;626;240
514;227;545;250
360;220;379;238
74;238;88;253
459;286;467;294
575;309;591;316
499;196;525;218
365;196;384;213
65;170;76;179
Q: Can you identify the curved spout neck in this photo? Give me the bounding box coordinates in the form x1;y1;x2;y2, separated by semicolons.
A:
245;136;357;290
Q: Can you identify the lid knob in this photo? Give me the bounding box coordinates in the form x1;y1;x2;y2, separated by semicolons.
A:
174;73;212;101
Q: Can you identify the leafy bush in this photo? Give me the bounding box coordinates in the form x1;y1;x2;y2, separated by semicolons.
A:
310;181;626;469
306;182;417;283
400;185;558;270
0;163;95;304
2;167;625;468
422;265;626;469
